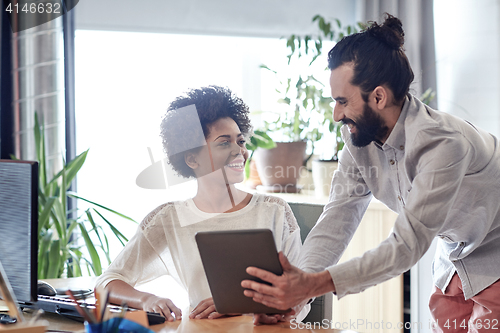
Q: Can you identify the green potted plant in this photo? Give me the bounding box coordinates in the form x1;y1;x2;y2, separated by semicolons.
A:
13;114;136;278
244;129;276;189
255;15;365;193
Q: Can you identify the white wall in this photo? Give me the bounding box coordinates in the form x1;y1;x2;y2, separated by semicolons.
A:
434;0;500;137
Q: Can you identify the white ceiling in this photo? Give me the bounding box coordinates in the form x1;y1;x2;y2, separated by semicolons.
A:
74;0;358;38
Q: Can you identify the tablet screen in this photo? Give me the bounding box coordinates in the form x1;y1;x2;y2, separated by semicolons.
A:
195;229;289;314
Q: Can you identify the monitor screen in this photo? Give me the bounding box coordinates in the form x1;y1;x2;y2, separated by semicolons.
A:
0;159;38;303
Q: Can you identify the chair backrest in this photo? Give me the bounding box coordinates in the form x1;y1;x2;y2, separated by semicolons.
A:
289;202;333;324
289;202;324;242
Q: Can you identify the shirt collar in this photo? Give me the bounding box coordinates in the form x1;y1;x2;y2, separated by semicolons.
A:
376;95;410;151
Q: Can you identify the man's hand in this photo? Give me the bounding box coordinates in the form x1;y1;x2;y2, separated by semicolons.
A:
189;298;238;319
241;252;335;310
142;295;182;322
253;313;287;325
252;301;307;326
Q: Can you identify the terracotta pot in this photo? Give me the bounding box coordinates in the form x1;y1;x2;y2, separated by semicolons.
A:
254;141;307;193
244;158;262;189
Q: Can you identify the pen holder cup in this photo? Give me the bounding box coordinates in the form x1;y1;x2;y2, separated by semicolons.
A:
85;318;154;333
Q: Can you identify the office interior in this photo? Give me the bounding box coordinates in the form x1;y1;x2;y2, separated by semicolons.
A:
1;0;499;332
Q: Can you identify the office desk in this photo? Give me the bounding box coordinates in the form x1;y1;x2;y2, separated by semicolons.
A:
2;278;359;332
22;309;359;332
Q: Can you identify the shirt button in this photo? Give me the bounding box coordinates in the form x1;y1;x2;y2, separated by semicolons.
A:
398;196;402;201
459;242;465;246
389;159;395;165
400;145;404;150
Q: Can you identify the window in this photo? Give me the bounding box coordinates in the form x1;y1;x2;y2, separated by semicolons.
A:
75;30;294;247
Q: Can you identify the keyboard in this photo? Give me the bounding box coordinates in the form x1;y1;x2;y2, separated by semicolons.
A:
21;295;166;326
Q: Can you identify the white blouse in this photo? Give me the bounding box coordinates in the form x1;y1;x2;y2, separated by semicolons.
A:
95;193;304;312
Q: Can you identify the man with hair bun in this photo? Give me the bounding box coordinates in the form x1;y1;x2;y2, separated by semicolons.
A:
243;14;500;330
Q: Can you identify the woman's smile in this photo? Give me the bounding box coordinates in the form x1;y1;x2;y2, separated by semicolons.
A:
225;157;245;172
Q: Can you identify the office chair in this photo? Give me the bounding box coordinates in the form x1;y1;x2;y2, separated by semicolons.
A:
289;202;333;324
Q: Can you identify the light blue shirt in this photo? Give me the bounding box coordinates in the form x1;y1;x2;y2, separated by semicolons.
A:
301;94;500;300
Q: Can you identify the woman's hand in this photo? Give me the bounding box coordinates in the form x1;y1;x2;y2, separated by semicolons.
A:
142;295;182;322
189;298;239;319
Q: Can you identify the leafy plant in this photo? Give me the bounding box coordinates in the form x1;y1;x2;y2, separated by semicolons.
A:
260;16;366;160
244;129;276;179
420;87;436;106
14;114;136;279
261;16;438;163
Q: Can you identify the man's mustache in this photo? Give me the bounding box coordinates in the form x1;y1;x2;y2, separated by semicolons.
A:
341;118;355;126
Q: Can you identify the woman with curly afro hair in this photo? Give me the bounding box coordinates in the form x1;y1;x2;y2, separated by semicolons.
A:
96;86;309;325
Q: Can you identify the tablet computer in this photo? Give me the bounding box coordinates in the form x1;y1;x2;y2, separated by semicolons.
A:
195;228;290;314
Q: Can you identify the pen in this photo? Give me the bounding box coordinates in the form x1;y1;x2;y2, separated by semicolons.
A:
82;303;98;324
119;302;128;319
29;309;44;324
65;290;94;323
101;290;110;322
81;289;98;324
94;289;101;322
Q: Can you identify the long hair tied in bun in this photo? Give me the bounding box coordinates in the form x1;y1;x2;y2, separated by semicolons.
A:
328;13;414;103
366;14;405;51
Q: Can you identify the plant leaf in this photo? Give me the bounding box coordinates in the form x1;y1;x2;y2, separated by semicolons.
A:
78;222;102;276
244;150;254;180
67;248;83;277
46;240;62;278
38;230;53;278
66;220;78;238
38;197;56;234
91;208;129;246
304;35;311;55
247;131;276;150
259;64;277;74
68;192;136;223
47;150;88;191
63;150;88;190
61;157;67;229
34;113;48;193
85;209;108;260
51;199;66;243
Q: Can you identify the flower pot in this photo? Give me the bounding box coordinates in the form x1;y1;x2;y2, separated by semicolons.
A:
312;159;338;197
254;141;307;193
244;158;262;189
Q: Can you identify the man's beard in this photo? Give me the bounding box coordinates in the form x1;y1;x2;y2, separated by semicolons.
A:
344;102;389;147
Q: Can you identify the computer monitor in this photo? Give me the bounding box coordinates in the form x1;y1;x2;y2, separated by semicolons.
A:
0;159;167;326
0;159;38;303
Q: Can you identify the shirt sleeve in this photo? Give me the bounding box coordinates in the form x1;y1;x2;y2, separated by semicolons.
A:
95;207;170;290
299;144;372;274
329;129;473;299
